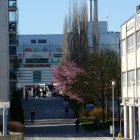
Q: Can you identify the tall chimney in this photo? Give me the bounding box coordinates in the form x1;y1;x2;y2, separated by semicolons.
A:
136;5;140;13
93;0;98;52
88;0;92;22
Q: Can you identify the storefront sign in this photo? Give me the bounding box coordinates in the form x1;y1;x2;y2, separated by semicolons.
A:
24;64;51;67
25;47;48;52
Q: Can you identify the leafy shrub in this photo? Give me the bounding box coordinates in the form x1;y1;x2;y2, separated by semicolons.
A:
8;121;24;132
10;89;24;124
89;107;103;119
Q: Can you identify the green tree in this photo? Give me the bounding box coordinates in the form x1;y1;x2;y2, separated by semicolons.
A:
71;50;121;122
10;89;24;124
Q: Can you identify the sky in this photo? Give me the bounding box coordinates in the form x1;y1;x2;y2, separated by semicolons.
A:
18;0;140;35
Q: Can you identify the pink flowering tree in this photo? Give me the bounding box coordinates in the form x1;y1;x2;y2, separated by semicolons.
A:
53;61;84;103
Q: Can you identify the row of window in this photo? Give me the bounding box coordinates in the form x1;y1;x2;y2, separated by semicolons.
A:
122;69;140;87
121;31;140;55
31;39;47;44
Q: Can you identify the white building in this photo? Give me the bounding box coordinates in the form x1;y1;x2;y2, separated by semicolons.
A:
121;5;140;140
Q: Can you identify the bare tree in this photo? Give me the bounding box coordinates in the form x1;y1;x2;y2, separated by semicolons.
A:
62;0;88;67
62;16;69;63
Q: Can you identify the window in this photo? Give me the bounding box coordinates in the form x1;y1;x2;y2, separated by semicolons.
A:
52;58;59;63
128;70;135;87
137;69;140;86
127;34;134;53
9;0;16;8
122;73;126;87
137;31;140;48
31;40;36;44
121;40;126;56
9;46;16;55
9;11;16;22
38;39;47;44
18;59;22;64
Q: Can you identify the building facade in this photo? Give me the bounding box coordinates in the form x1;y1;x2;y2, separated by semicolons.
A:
121;6;140;140
17;35;63;96
0;0;17;99
0;0;9;100
9;0;18;93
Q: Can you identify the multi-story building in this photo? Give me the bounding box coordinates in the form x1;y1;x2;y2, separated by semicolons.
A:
0;0;17;99
9;0;18;93
17;34;63;96
121;5;140;140
0;0;9;100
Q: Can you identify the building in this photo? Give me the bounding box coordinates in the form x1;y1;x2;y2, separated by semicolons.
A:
0;0;9;100
17;21;120;97
17;34;63;96
9;0;18;93
88;0;120;52
88;21;120;53
121;5;140;140
0;0;17;100
16;0;120;97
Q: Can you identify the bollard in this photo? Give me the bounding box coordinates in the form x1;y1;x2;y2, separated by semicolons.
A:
118;132;122;139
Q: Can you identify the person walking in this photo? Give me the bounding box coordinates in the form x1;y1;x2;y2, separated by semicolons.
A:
64;105;69;117
93;119;99;135
25;90;29;101
31;110;35;124
75;117;80;132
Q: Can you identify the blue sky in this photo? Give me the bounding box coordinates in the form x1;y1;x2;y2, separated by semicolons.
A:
18;0;140;34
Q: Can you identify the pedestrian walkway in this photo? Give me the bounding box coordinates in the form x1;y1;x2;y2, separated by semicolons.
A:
22;97;114;140
24;133;113;140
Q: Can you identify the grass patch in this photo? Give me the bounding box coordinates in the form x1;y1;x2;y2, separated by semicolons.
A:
79;117;121;131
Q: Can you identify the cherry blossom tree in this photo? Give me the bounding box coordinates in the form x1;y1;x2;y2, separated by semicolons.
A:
53;61;84;103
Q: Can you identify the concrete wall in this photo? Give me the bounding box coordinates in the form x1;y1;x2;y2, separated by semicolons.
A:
0;0;9;100
0;133;23;140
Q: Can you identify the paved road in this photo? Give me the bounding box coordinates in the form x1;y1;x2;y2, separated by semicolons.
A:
22;96;113;140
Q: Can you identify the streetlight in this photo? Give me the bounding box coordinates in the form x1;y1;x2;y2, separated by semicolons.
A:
112;81;115;140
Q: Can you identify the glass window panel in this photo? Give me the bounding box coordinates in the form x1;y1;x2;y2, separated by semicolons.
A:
9;11;16;22
122;73;126;87
137;69;140;86
127;34;134;53
137;31;140;48
121;40;126;56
